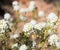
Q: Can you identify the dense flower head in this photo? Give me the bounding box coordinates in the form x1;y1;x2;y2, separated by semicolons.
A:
47;13;58;23
4;13;11;20
48;34;59;45
0;19;8;33
23;23;33;32
34;22;46;30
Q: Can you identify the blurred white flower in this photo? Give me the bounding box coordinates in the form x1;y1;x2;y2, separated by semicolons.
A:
34;22;46;30
55;42;60;49
47;13;58;23
10;34;19;39
48;34;59;45
13;5;20;11
19;44;27;50
28;1;35;11
12;1;20;11
30;19;37;26
12;1;19;6
19;15;27;21
38;11;45;17
11;43;18;48
23;23;33;32
48;29;53;35
4;13;11;20
20;8;29;13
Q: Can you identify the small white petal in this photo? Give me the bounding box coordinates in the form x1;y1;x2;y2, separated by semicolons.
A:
19;44;27;50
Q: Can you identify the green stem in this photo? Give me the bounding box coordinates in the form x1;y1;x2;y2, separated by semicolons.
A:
40;35;49;50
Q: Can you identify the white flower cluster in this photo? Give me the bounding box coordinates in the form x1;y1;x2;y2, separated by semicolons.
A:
23;19;46;32
0;19;8;33
12;1;20;11
19;1;35;13
4;13;13;29
23;23;33;32
19;44;27;50
48;34;59;45
47;13;58;23
48;34;60;49
0;13;13;34
23;19;37;32
34;22;46;30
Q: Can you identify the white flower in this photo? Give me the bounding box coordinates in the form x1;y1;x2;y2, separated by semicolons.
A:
48;34;59;45
47;13;58;23
11;43;18;48
4;13;11;20
38;11;45;17
20;8;29;13
19;44;27;50
10;34;19;39
48;29;53;35
19;15;27;21
12;1;20;11
55;42;60;49
12;1;19;6
34;22;46;30
30;19;37;26
28;1;35;11
47;22;54;27
13;5;20;11
23;23;33;32
0;19;8;33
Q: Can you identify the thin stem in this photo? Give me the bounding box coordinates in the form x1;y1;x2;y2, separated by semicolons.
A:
40;35;49;50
